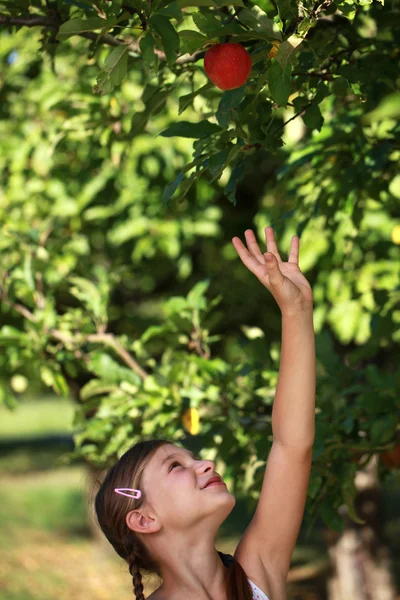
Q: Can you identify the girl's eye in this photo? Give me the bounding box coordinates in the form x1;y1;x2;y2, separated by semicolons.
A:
168;455;201;472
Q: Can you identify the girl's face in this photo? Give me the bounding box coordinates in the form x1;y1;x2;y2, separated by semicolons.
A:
141;444;236;532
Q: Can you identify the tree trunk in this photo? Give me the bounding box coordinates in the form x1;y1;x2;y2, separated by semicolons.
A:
324;455;397;600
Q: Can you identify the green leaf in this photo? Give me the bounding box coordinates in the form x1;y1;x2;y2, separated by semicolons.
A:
214;0;244;5
314;80;330;103
0;386;18;410
328;300;362;343
297;17;314;37
343;414;354;434
237;6;282;40
68;276;107;322
104;45;128;71
341;465;366;525
149;14;180;65
224;161;246;206
388;174;400;199
277;0;298;21
140;324;173;344
207;145;234;182
80;379;120;401
292;96;310;112
162;170;184;205
320;503;344;532
77;163;116;210
275;34;303;70
87;352;141;385
139;32;158;70
93;46;129;95
192;11;222;35
40;365;55;388
302;103;324;131
186;279;211;310
178;29;207;54
216;85;247;128
53;372;70;397
343;487;366;525
131;91;168;134
0;326;28;345
268;60;291;106
308;473;322;499
157;2;184;20
56;17;116;41
211;22;249;37
173;171;201;203
177;0;243;6
332;75;350;96
179;83;211;115
370;414;398;445
158;120;223;139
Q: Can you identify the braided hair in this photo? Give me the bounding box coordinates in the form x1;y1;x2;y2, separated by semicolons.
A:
127;542;146;600
94;439;253;600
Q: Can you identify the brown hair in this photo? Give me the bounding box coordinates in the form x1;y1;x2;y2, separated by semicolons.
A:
94;439;253;600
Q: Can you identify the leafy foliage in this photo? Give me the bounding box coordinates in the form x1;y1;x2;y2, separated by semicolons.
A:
0;0;399;535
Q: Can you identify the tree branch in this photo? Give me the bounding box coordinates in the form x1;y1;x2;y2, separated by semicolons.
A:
0;14;205;65
80;30;205;64
0;15;58;28
0;296;149;380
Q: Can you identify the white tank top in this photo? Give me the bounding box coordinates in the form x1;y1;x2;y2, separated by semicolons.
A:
248;578;270;600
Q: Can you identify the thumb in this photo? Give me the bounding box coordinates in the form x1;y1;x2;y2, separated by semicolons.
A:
265;253;284;286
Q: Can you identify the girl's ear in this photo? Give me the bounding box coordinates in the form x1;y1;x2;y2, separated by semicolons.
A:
126;510;160;535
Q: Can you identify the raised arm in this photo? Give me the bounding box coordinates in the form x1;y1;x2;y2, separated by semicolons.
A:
232;227;316;586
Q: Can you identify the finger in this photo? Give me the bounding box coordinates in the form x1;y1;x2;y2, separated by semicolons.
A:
244;229;266;265
264;227;282;263
288;235;299;264
265;252;285;287
232;236;270;277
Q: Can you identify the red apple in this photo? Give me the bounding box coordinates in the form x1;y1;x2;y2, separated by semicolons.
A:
204;43;252;91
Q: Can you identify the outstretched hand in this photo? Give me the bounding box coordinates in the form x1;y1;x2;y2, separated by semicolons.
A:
232;227;313;316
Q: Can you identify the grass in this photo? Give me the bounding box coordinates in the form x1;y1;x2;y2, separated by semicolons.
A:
0;394;79;474
0;468;87;544
0;395;75;438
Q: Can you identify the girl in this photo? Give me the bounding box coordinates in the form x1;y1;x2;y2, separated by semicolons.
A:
95;227;316;600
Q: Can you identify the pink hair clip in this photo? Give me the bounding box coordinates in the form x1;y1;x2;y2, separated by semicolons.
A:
114;488;142;499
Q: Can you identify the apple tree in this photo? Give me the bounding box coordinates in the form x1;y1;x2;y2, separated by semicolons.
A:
0;0;399;596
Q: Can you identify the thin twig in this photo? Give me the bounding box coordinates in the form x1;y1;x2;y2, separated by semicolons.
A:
0;14;205;64
292;71;333;80
273;101;313;135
